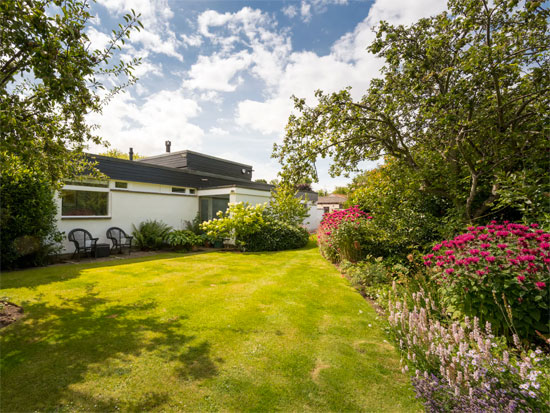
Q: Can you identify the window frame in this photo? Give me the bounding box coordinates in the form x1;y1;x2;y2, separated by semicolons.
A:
60;185;111;219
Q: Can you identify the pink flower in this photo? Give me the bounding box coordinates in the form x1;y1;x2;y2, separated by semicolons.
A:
433;244;442;251
445;250;454;255
531;223;539;228
445;268;455;274
485;256;496;263
469;249;480;255
517;275;526;283
535;282;546;290
424;260;432;266
540;242;550;250
480;243;491;249
497;244;508;250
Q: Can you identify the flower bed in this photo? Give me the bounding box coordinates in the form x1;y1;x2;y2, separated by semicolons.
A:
423;222;549;340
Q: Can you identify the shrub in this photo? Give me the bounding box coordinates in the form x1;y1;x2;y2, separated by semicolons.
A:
184;212;204;235
132;220;172;250
388;289;550;413
0;159;62;269
166;230;204;251
201;203;266;248
423;222;550;341
267;184;309;227
201;202;308;252
317;206;373;263
240;219;308;252
340;257;390;289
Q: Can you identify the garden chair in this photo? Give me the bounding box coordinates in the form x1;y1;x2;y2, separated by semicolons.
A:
67;228;98;259
106;227;133;254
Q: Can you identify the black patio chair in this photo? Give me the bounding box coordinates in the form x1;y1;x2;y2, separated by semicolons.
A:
106;227;133;254
68;228;98;259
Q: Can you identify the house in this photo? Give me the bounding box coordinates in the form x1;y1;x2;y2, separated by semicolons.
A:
317;194;347;214
56;144;319;253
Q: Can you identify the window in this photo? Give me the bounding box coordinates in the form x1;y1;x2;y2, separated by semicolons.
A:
189;189;196;194
64;179;108;188
115;181;128;189
199;196;229;221
172;187;186;193
62;190;108;216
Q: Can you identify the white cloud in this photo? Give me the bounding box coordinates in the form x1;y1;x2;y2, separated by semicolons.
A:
183;52;253;92
236;0;446;135
192;8;291;90
209;127;229;136
86;27;111;51
88;89;204;155
96;0;183;61
282;5;297;18
181;33;203;47
300;2;312;22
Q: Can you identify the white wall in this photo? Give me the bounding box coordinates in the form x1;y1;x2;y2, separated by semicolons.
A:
303;204;324;232
57;181;198;253
233;187;271;206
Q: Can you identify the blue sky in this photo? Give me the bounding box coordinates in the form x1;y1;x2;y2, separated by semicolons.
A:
87;0;447;191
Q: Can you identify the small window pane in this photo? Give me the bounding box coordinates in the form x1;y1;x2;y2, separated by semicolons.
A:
189;189;196;194
115;182;128;189
172;187;186;193
62;190;108;216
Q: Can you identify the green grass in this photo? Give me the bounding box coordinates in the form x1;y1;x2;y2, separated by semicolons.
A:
0;243;420;412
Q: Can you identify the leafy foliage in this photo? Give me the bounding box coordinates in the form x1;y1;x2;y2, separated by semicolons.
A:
0;158;62;269
273;0;550;223
240;220;308;252
347;160;447;254
166;230;204;251
132;220;172;250
0;0;143;188
267;184;309;227
201;202;308;252
99;149;144;160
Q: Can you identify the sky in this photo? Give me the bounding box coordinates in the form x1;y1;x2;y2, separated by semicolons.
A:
87;0;448;191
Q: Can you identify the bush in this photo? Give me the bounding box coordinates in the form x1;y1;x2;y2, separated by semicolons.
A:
201;202;308;252
166;230;204;251
317;206;373;263
240;219;308;252
184;212;204;235
267;184;309;227
0;159;62;269
423;222;549;341
132;220;172;250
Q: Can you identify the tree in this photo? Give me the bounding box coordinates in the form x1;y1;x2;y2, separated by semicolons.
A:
254;178;268;184
0;0;143;188
273;0;549;223
332;186;349;195
99;148;144;160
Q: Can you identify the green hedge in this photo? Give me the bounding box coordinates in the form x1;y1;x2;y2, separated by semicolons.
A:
241;219;309;252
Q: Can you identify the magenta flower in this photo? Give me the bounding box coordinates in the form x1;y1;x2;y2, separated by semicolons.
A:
445;268;455;274
535;281;546;290
517;275;526;283
497;244;508;250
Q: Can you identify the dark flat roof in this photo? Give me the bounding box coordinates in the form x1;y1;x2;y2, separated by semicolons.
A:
88;154;272;191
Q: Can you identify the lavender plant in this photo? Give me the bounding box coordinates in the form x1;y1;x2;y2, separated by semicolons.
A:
388;288;550;412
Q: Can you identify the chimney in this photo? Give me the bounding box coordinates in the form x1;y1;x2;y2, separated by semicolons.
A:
165;140;171;153
129;147;134;161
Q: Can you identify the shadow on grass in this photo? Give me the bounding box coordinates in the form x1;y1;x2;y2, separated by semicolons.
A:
0;253;183;290
0;284;220;411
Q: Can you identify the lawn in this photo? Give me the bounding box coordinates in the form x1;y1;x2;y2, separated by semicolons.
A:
0;243;420;412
